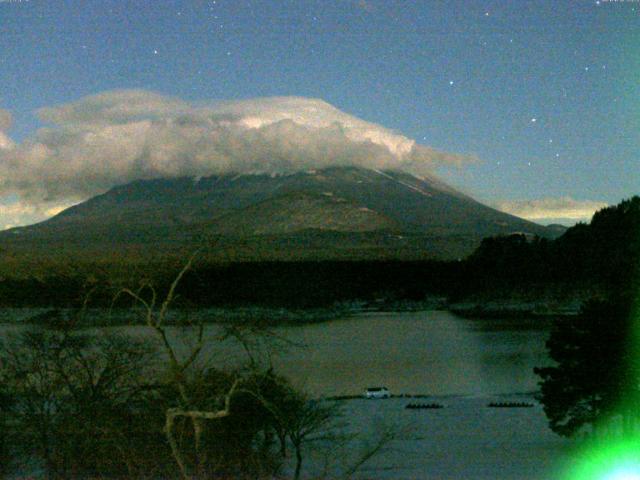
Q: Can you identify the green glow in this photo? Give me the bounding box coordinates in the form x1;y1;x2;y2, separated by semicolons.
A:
603;469;640;480
563;199;640;479
565;439;640;480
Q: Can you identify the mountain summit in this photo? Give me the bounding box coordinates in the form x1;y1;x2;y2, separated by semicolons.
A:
0;166;558;262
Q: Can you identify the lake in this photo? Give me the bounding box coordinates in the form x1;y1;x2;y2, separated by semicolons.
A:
266;310;552;397
4;309;549;398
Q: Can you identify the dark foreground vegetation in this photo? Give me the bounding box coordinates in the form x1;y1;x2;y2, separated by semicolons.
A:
0;327;354;479
535;292;640;438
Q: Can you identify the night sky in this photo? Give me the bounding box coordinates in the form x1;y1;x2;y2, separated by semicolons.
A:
0;0;638;227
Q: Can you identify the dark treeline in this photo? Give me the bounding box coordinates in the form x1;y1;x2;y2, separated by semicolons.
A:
0;196;637;310
467;196;640;295
0;261;458;309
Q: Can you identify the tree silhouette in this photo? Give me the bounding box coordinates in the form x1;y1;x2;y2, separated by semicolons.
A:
535;295;640;437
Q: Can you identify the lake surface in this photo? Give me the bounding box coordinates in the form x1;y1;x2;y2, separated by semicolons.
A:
338;396;573;480
269;310;552;396
269;310;551;396
1;310;551;397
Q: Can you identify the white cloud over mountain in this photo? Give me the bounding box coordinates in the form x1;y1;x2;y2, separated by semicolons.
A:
0;200;72;231
0;90;473;206
0;109;12;131
0;109;14;150
494;197;607;224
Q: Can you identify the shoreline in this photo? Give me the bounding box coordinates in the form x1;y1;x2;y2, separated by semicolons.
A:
0;298;581;328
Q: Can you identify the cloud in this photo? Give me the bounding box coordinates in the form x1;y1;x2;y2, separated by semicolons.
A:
0;90;473;205
494;197;608;224
0;132;14;151
0;200;75;231
37;90;190;126
0;109;14;150
0;109;12;131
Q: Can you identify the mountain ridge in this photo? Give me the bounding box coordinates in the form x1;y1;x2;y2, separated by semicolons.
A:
0;166;561;262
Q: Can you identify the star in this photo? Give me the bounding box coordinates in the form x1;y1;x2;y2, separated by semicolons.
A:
153;49;158;55
484;12;490;16
549;139;553;144
530;118;537;123
449;80;454;86
584;66;589;71
555;153;560;158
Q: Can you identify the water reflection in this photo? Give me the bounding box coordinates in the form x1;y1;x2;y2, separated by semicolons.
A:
269;311;551;396
0;310;552;397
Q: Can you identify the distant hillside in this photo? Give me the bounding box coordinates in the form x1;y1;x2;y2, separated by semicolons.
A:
0;166;559;264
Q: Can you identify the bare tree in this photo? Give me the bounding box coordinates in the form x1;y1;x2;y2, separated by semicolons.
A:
115;252;246;479
114;251;398;480
285;395;340;480
0;321;158;479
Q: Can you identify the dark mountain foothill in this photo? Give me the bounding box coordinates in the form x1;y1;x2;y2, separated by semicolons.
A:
0;166;557;263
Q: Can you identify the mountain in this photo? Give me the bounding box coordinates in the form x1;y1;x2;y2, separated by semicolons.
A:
0;166;559;262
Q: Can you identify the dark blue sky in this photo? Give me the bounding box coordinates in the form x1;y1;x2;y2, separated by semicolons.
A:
0;0;637;219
